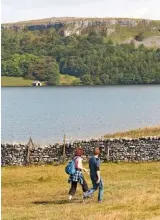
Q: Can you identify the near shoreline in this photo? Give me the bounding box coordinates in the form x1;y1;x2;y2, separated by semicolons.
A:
1;126;160;145
104;126;160;138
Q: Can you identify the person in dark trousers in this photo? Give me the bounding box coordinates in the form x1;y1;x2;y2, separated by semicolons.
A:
83;147;104;202
68;147;89;201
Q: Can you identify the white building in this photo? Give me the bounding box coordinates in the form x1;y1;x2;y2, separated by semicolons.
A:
32;81;42;87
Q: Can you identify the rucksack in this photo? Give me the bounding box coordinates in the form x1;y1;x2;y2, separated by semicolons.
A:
65;159;76;175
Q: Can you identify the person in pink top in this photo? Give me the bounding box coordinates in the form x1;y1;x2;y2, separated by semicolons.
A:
68;147;89;201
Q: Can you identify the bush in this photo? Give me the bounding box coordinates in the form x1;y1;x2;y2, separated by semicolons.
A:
135;32;145;41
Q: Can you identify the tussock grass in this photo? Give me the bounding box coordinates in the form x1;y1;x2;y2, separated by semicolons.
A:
104;126;160;139
2;163;160;220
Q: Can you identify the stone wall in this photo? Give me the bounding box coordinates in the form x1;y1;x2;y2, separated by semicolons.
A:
1;137;160;166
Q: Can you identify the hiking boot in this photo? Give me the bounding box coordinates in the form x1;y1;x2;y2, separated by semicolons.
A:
83;192;93;200
82;194;87;200
98;200;102;203
68;195;73;201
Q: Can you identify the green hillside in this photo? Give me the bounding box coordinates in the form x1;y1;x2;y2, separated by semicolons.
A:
1;17;160;86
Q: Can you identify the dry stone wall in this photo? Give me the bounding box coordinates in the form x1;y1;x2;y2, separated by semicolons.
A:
1;137;160;166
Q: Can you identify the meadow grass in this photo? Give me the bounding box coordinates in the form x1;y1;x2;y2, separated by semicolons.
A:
106;26;160;44
59;74;80;85
1;75;80;87
104;126;160;139
2;163;160;220
106;27;139;43
1;77;34;87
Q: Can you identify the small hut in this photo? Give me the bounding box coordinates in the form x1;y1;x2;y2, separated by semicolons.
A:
32;81;42;87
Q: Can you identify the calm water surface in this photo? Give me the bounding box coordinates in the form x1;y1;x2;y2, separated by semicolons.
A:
1;86;160;144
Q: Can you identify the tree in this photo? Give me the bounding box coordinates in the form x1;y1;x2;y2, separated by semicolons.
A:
45;61;60;85
135;32;145;41
80;74;92;85
100;74;110;85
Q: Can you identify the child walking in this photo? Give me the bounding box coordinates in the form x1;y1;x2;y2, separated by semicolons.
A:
83;147;104;202
68;147;89;201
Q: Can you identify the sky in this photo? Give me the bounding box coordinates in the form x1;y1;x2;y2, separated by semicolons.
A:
1;0;160;23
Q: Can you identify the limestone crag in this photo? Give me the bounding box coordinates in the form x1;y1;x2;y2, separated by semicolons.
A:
2;18;158;37
1;137;160;166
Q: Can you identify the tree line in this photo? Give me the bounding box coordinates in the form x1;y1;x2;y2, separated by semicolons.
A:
1;28;160;85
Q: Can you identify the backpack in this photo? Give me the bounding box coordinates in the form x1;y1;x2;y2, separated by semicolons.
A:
65;157;78;175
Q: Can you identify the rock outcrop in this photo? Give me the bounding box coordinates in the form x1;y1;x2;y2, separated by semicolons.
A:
2;17;160;37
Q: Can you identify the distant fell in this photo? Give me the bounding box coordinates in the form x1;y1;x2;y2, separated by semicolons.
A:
2;17;160;46
2;16;160;25
2;17;160;86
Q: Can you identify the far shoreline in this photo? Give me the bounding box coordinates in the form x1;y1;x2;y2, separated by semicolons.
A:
1;76;160;87
2;84;160;88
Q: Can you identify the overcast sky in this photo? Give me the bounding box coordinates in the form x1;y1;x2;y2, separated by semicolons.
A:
1;0;160;23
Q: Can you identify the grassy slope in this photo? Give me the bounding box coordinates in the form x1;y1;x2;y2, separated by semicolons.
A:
1;77;34;87
1;75;80;87
104;126;160;138
3;18;160;46
107;26;160;44
60;74;80;85
2;163;160;220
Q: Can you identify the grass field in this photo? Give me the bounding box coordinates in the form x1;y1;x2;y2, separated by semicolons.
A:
105;26;160;44
104;126;160;139
1;75;80;87
2;163;160;220
60;74;80;85
1;76;34;87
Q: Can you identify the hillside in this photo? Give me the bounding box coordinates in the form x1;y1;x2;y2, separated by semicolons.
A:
122;36;160;48
2;17;160;44
1;17;160;86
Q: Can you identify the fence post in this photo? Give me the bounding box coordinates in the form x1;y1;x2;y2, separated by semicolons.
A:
25;137;34;166
63;134;66;157
107;146;110;162
61;134;67;163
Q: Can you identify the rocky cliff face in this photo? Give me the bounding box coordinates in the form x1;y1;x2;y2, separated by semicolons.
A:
2;17;159;37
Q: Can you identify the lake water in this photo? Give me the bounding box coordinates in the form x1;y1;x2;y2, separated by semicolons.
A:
1;86;160;144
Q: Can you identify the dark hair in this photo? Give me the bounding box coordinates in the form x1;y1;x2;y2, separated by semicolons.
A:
75;148;83;157
94;147;100;155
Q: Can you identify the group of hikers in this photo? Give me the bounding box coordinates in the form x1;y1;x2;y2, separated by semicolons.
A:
66;147;104;202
